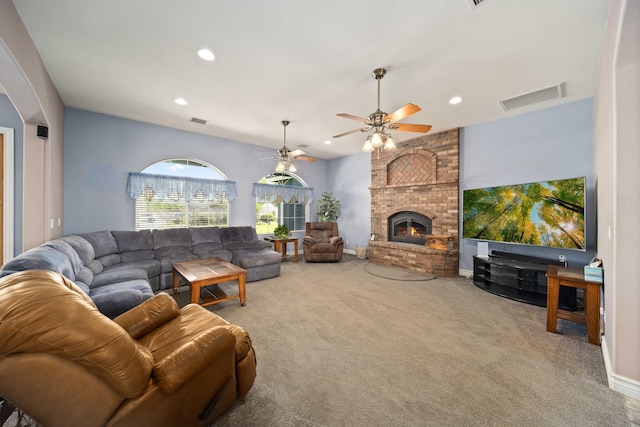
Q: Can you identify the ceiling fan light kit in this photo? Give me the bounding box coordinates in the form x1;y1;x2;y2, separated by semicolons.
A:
269;120;315;173
334;67;432;157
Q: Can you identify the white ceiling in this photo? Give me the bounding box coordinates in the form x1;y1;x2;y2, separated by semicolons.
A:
13;0;610;159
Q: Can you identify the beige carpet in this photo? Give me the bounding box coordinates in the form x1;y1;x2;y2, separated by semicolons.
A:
172;255;629;426
363;262;436;281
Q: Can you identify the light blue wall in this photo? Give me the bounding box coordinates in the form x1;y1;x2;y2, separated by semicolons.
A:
459;98;596;271
0;94;24;254
328;151;371;252
63;108;332;235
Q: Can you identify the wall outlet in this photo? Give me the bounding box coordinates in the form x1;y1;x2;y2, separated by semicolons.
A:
345;240;349;245
559;255;566;262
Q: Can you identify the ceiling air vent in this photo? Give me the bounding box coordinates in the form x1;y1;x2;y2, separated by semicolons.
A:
467;0;490;9
190;117;207;125
499;83;565;112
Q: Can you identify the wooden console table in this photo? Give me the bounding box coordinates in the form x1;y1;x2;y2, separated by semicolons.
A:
546;265;602;345
264;237;298;263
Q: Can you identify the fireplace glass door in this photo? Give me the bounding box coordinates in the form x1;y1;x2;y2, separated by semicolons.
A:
388;212;432;245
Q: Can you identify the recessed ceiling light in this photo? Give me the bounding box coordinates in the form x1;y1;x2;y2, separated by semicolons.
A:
197;49;215;61
174;98;188;106
449;96;463;105
324;140;332;145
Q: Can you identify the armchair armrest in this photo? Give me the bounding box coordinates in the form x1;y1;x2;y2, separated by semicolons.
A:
329;236;343;246
113;293;180;339
153;326;235;394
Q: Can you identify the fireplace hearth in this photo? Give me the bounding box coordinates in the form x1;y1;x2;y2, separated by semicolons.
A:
388;211;432;245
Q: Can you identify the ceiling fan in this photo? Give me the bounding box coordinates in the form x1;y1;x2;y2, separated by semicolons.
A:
333;68;432;152
270;120;316;172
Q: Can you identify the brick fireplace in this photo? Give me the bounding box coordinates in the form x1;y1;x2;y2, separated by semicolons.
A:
368;128;459;276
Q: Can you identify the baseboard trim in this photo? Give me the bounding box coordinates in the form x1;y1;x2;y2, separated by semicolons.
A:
601;335;640;400
459;268;473;278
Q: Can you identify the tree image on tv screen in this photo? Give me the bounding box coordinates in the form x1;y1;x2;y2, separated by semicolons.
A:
463;177;585;249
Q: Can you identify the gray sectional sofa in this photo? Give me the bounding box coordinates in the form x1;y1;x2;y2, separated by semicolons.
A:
0;226;281;318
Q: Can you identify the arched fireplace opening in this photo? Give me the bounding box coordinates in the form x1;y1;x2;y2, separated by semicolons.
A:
388;211;432;245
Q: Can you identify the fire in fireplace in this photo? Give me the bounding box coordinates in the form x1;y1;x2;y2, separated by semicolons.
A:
388;211;432;245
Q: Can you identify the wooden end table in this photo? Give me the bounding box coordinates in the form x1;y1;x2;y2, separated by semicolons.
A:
172;257;247;307
264;237;298;263
546;265;602;345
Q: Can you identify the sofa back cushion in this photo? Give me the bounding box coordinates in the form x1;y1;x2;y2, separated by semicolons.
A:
152;228;194;260
80;231;119;258
111;230;155;263
189;227;222;245
43;239;84;277
112;230;153;252
152;228;192;249
0;246;75;281
190;227;226;257
60;235;95;265
220;226;258;245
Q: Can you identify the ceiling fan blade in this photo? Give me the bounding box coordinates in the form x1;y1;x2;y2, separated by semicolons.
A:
383;103;421;124
391;123;432;133
294;155;317;162
289;149;306;157
337;113;371;123
332;127;369;138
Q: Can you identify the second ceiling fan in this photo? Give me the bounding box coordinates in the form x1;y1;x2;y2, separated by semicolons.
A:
333;68;432;151
273;120;316;172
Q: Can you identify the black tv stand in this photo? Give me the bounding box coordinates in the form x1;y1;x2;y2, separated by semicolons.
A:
473;251;577;309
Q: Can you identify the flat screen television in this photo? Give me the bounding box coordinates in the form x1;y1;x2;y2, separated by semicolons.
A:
462;177;585;250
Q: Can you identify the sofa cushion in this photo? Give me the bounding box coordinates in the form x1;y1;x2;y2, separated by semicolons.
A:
121;249;155;263
112;230;154;252
158;253;200;274
232;248;282;269
80;231;119;258
0;246;75;281
60;235;95;266
97;253;122;267
154;245;193;259
220;226;258;245
153;228;192;249
43;239;84;277
89;280;154;319
92;268;149;288
189;227;222;245
87;259;104;274
75;266;94;286
100;260;161;283
192;243;231;260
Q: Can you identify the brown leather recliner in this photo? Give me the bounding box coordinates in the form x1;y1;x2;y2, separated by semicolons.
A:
302;222;344;262
0;270;256;427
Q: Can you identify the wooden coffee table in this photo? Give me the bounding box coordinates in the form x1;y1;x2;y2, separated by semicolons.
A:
172;257;247;307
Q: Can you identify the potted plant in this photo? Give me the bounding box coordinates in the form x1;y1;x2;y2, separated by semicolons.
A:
316;192;340;222
273;224;291;239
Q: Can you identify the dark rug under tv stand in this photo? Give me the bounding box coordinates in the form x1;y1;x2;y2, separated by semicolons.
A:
473;251;577;310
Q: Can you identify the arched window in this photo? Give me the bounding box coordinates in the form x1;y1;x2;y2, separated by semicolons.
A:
255;172;309;235
133;158;231;230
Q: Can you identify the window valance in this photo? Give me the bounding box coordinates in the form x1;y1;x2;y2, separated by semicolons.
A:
127;172;237;202
252;183;314;204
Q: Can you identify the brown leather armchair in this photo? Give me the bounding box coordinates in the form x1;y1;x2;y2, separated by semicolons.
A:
302;222;344;262
0;270;256;427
